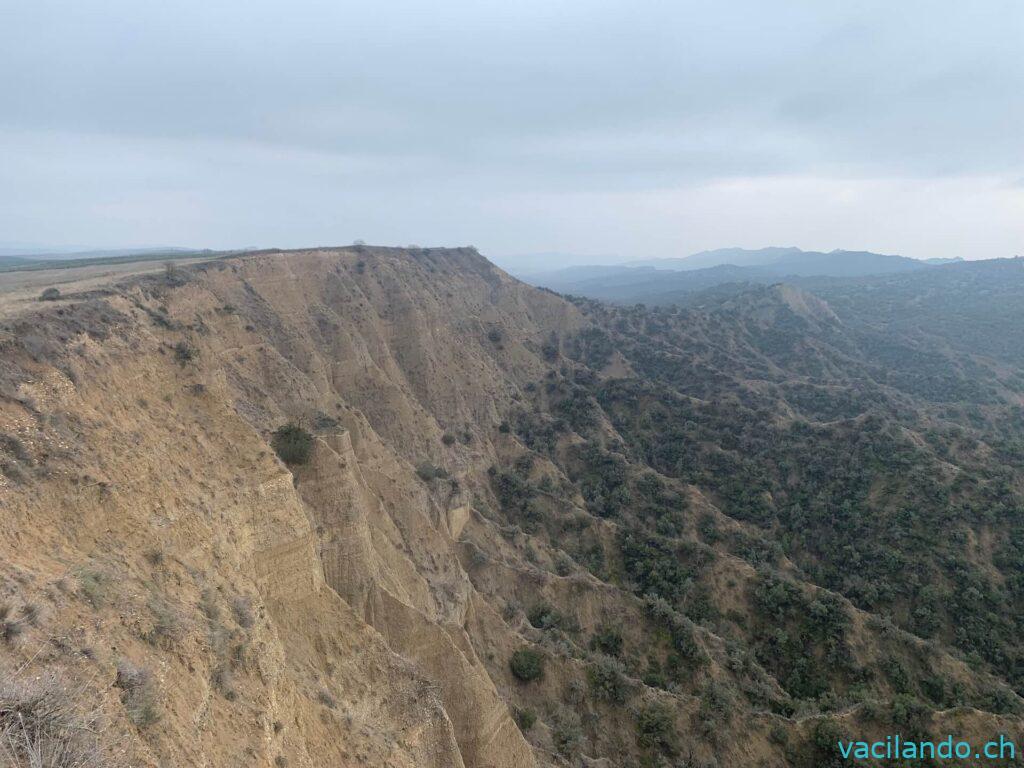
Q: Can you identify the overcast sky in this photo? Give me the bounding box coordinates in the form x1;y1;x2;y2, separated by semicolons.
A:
2;0;1022;266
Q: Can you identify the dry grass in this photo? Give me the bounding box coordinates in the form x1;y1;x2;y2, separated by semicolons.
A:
230;596;254;629
114;661;160;728
211;666;236;701
146;598;184;650
199;588;220;622
0;664;112;767
74;571;108;610
1;603;26;646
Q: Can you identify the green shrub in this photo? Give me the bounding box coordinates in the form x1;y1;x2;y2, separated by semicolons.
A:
509;648;544;682
635;701;677;756
312;412;340;430
526;603;562;630
415;462;450;482
39;287;61;301
695;681;732;740
271;424;314;466
768;722;789;745
552;711;582;756
586;657;629;704
173;341;197;366
554;552;574;576
513;707;536;732
642;657;668;689
811;719;848;759
589;625;623;657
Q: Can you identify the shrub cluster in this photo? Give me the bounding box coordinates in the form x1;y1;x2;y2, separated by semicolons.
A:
272;424;314;466
509;648;544;682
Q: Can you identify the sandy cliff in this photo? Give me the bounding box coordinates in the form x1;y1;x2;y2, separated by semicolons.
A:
0;247;580;767
3;247;1020;768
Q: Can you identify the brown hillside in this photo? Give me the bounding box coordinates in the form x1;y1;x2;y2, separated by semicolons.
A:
1;247;1020;768
0;247;582;767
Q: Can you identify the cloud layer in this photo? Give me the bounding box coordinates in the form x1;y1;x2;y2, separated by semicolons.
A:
2;0;1022;262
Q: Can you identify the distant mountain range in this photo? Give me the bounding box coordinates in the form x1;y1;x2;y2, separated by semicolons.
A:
0;255;37;268
523;246;966;303
630;246;932;275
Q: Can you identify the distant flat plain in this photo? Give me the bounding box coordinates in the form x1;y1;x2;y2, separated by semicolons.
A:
0;255;217;319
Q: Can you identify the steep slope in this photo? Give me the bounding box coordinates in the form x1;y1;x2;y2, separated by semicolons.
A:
2;247;1024;768
0;247;579;768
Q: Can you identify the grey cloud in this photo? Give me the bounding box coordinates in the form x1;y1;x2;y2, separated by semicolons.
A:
1;0;1022;258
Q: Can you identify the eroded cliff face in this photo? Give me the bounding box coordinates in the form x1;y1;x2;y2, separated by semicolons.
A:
0;247;582;767
3;248;1020;768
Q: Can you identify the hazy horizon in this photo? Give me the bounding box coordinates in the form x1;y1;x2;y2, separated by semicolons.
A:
0;241;983;276
3;1;1022;266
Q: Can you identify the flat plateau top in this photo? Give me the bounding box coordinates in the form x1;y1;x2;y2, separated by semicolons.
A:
0;256;216;320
